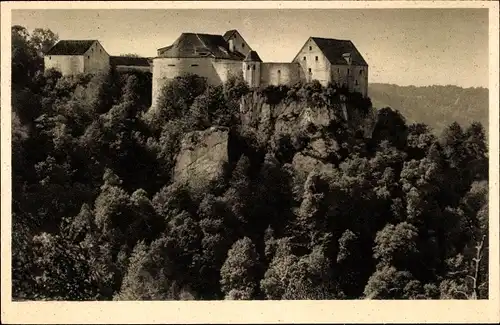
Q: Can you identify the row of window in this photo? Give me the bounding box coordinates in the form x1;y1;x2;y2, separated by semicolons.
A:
230;35;245;49
167;64;199;67
303;56;319;61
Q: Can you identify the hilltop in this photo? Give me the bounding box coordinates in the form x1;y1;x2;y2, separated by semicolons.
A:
369;83;489;134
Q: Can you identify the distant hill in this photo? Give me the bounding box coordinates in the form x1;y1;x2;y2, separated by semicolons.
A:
368;83;489;134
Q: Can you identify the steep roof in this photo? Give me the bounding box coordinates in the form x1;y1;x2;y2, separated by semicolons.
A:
46;40;97;55
244;50;262;62
156;33;245;60
311;37;368;66
110;56;151;67
223;29;238;41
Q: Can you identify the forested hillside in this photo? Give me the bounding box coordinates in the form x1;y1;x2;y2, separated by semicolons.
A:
369;83;489;135
11;26;489;301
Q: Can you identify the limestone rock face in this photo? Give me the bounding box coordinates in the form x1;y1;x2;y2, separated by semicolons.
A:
240;93;340;144
240;93;344;177
173;126;229;190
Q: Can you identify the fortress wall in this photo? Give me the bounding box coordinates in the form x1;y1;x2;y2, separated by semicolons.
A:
84;41;110;74
212;59;244;83
151;57;221;108
330;64;368;97
114;65;152;73
260;62;302;87
44;55;84;76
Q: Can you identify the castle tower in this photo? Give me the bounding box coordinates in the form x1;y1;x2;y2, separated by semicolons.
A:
243;50;262;88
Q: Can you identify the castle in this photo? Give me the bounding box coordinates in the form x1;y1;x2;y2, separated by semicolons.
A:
44;30;369;108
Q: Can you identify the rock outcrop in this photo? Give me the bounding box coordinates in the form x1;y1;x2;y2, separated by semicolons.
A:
239;92;343;144
240;92;352;176
173;126;229;190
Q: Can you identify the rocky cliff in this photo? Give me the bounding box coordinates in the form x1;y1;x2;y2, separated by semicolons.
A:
173;126;230;190
172;91;374;190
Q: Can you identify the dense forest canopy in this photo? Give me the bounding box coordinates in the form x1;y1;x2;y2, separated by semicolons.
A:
11;26;489;301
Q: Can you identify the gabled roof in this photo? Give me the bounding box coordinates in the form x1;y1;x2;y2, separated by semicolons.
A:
223;29;238;41
244;50;262;62
46;40;97;55
310;37;368;66
156;33;245;60
110;56;151;67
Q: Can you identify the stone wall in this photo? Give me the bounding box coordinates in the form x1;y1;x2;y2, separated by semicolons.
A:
212;59;244;84
330;64;368;97
260;62;302;87
293;38;331;86
151;57;222;108
44;55;84;76
83;41;110;74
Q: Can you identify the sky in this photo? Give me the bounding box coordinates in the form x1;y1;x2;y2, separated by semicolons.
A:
12;8;489;88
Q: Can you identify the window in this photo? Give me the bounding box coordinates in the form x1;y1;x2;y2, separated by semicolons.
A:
347;68;350;75
252;65;255;71
100;49;102;53
355;80;359;86
87;55;90;59
303;56;306;61
191;64;199;67
242;43;245;48
277;69;281;74
315;56;318;61
337;68;340;74
168;64;176;67
309;46;312;50
359;70;363;75
308;68;312;73
247;65;251;70
48;56;51;60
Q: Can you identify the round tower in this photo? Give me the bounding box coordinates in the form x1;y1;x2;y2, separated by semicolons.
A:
243;50;262;88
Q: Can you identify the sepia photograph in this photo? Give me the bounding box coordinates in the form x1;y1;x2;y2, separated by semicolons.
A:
1;1;499;323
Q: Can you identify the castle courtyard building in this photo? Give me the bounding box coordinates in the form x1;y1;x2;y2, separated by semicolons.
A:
44;40;110;76
151;29;369;108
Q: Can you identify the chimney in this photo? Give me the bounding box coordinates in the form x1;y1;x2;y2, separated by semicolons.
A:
228;39;235;52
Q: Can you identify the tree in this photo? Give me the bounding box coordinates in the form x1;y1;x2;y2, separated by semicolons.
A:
11;26;58;86
364;265;422;299
119;53;141;57
373;222;419;268
31;28;59;57
220;237;260;299
114;239;177;300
